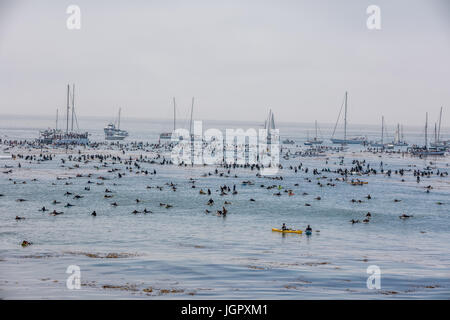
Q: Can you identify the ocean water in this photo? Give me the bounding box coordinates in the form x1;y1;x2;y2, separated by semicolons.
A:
0;115;449;299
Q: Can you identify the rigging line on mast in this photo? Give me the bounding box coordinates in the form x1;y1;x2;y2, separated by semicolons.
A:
71;84;75;131
74;109;80;131
331;93;346;138
437;106;443;142
317;125;324;139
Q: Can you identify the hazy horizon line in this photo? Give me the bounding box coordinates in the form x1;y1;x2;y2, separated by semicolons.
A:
0;112;447;131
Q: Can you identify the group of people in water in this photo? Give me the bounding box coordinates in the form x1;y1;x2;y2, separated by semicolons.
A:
281;223;312;234
2;137;448;248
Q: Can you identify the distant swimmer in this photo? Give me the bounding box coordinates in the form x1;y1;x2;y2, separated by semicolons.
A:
21;240;32;247
91;211;97;216
50;210;63;216
305;225;312;235
39;206;48;212
399;214;412;219
143;208;152;213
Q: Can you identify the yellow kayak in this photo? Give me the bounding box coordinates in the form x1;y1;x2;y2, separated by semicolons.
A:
272;228;303;234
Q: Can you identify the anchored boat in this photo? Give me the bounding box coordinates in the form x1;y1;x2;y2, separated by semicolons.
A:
264;109;278;144
37;84;89;145
305;120;323;145
160;97;177;140
330;92;367;145
409;112;446;156
104;108;128;141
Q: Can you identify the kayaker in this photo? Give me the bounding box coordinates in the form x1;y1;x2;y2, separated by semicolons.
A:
306;225;312;232
281;223;288;231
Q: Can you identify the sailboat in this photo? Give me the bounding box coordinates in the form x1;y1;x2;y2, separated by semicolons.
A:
430;107;449;149
370;116;387;148
264;109;278;144
104;108;128;140
393;123;408;146
160;97;177;140
304;120;323;145
38;84;89;145
330;92;367;145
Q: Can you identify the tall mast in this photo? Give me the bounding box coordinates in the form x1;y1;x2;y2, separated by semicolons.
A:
438;106;443;143
381;116;384;145
173;97;176;131
425;112;428;148
344;91;348;141
189;97;194;137
266;109;271;130
71;84;75;131
56;109;59;130
118;108;121;129
434;122;437;145
315;120;318;139
66;84;70;134
270;110;275;129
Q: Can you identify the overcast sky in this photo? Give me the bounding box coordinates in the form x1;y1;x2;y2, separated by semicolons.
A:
0;0;449;126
